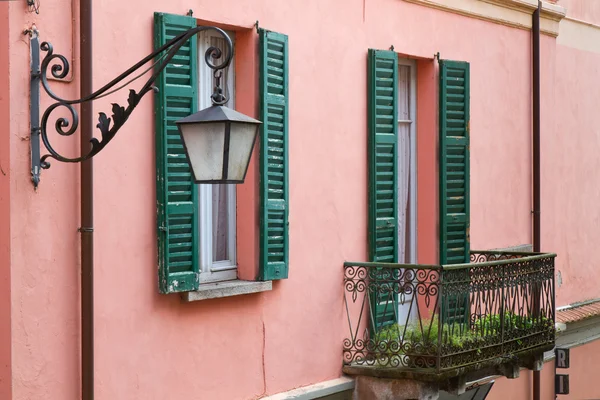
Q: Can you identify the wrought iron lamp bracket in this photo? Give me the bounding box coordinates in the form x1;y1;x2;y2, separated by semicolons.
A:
29;25;233;188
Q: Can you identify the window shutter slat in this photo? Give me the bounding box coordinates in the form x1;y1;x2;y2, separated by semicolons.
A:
439;59;470;323
368;49;399;331
259;29;289;281
154;12;199;293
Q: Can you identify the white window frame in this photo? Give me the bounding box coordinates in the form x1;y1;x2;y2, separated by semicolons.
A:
197;28;237;283
398;58;418;323
397;58;418;264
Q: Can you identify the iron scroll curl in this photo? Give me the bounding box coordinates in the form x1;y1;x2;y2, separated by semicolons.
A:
31;25;233;182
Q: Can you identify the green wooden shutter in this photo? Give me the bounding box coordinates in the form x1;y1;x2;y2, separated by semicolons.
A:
154;12;199;293
258;29;289;281
439;60;470;324
368;49;399;331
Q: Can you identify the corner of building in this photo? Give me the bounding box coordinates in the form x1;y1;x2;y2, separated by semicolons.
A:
0;2;12;399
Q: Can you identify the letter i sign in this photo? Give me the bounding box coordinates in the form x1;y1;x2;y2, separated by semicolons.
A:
555;348;570;396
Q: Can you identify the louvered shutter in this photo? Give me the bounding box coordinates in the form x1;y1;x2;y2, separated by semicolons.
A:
154;12;199;293
368;49;398;331
439;60;470;324
258;29;289;281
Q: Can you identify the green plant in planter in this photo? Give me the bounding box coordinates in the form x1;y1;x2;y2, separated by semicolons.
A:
372;312;554;367
375;318;480;347
473;312;553;335
373;318;484;365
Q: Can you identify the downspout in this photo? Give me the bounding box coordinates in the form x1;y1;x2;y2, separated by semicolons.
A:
80;0;94;399
532;2;541;400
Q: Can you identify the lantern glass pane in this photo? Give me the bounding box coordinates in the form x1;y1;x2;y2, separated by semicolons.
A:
180;122;224;182
227;122;259;181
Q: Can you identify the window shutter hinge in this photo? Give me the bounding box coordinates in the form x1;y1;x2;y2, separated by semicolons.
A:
159;225;168;232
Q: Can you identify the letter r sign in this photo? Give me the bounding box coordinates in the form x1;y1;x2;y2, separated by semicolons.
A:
555;348;570;369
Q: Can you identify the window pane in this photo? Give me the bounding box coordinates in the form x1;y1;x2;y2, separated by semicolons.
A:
212;184;230;262
398;123;411;264
197;29;237;272
209;34;235;264
397;64;412;264
397;62;415;324
398;65;410;120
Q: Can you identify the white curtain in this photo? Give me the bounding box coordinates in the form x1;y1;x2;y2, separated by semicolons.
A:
397;65;411;265
209;35;233;262
397;65;414;324
197;33;234;263
212;184;229;261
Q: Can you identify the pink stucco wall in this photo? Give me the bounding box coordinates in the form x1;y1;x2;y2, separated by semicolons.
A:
487;363;555;400
0;3;12;399
544;40;600;306
561;0;600;25
487;340;600;400
8;1;81;399
543;0;600;307
3;0;600;399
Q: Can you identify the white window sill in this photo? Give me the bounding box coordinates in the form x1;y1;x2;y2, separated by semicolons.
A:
181;280;272;302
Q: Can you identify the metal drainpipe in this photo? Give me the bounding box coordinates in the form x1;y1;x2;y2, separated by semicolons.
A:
532;2;541;400
80;0;94;398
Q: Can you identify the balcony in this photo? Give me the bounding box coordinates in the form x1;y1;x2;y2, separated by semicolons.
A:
343;251;556;387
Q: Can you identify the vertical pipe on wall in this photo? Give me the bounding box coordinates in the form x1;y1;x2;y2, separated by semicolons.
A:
532;2;541;400
80;0;94;398
533;5;541;253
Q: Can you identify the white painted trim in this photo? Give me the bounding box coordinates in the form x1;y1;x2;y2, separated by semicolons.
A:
197;28;238;284
210;262;237;272
402;0;565;37
558;17;600;55
261;377;355;400
557;297;600;311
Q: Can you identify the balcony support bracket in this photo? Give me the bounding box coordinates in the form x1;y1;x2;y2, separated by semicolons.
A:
445;375;466;396
497;362;520;379
522;353;544;372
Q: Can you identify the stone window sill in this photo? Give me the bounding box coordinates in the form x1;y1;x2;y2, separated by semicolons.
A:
181;280;272;302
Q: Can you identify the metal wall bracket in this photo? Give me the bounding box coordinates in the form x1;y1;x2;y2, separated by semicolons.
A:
27;25;233;190
30;33;42;188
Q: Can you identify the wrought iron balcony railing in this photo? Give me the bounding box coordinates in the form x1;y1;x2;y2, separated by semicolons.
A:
343;251;556;379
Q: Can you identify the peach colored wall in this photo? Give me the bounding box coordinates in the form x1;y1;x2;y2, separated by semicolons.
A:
544;37;600;306
0;3;12;399
8;1;81;399
561;0;600;25
4;1;599;400
486;363;555;400
234;29;261;281
373;1;532;251
556;340;600;399
487;340;600;400
416;60;438;267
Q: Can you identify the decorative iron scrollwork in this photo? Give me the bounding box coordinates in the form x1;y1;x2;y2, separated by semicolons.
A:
29;25;233;187
343;252;556;372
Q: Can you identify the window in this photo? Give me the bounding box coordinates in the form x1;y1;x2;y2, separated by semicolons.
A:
397;58;417;324
197;29;237;283
155;12;290;294
397;58;417;265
